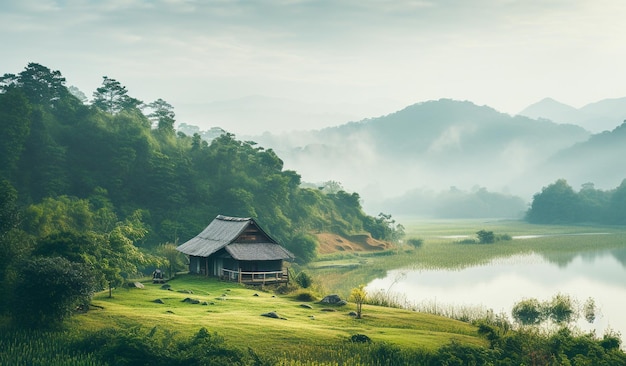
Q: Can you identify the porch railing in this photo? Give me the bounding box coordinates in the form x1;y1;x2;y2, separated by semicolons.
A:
221;269;289;284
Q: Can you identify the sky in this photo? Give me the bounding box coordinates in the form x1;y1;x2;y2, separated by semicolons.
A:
2;0;626;135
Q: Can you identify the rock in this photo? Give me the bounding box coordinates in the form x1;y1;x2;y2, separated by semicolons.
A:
201;301;208;305
177;289;193;294
309;315;316;320
321;308;337;312
300;303;313;309
253;293;259;297
160;284;171;290
182;297;200;304
348;311;358;317
261;311;287;320
153;299;165;304
166;310;175;314
127;282;144;289
319;294;344;305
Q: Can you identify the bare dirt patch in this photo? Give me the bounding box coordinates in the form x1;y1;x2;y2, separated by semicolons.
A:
315;233;393;254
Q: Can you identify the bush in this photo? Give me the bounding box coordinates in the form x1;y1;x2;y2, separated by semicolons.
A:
11;256;98;328
295;271;313;288
406;238;423;248
295;290;317;302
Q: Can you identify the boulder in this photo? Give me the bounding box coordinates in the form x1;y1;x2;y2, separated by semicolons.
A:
182;297;200;304
153;298;165;304
261;311;286;320
127;282;144;289
319;294;345;305
300;303;313;309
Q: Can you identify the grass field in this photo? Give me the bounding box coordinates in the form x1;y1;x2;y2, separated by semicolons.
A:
69;274;484;360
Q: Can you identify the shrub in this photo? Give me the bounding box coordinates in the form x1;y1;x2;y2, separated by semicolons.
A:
406;238;423;248
295;271;313;288
295;290;317;302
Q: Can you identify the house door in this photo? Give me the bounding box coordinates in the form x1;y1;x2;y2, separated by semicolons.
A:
214;258;223;277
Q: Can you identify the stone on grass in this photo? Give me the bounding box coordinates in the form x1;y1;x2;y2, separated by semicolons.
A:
300;303;313;309
319;294;345;305
261;311;287;320
160;284;171;290
127;282;144;289
182;297;200;304
153;298;165;304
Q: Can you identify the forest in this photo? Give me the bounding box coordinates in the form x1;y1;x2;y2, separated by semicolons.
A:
526;178;626;224
0;62;400;325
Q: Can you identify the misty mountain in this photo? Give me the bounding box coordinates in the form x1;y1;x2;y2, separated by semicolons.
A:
250;99;590;215
536;121;626;191
519;97;626;133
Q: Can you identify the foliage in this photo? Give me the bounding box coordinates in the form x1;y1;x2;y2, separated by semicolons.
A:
157;243;185;279
92;76;142;114
286;233;318;264
511;298;545;326
527;178;626;224
73;326;257;366
349;285;367;319
406;238;423;248
294;270;313;288
10;256;99;328
476;229;495;243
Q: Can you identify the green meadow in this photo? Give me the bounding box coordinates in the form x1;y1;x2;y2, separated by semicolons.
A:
69;275;483;355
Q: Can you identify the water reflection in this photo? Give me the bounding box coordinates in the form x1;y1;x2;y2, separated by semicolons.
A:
367;248;626;337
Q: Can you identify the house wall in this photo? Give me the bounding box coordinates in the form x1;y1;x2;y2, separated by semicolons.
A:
238;259;282;272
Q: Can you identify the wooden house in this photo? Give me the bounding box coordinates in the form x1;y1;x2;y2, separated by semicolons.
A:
176;215;294;284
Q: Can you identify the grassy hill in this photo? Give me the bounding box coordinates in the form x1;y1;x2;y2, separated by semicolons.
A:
73;275;484;359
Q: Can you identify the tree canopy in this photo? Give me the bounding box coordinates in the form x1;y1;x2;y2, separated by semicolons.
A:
526;179;626;224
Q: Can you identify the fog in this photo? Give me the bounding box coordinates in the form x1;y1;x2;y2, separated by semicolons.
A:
236;99;625;217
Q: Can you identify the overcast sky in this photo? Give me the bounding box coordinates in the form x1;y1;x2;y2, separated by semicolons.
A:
2;0;626;134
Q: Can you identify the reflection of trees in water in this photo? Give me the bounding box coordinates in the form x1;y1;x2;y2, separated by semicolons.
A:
540;248;626;270
610;248;626;268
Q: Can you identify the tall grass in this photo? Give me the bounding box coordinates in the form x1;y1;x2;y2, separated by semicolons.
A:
367;289;491;323
0;329;104;366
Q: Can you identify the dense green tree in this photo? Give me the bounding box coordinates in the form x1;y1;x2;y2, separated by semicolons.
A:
157;243;185;279
526;179;581;223
512;298;545;326
11;256;98;328
476;230;495;244
0;88;31;176
286;232;318;264
147;98;175;133
92;76;142;114
0;63;68;107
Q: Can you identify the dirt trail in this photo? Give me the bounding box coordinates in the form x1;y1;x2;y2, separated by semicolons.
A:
315;232;393;254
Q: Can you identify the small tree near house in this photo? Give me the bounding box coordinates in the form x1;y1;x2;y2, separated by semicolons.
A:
350;285;367;319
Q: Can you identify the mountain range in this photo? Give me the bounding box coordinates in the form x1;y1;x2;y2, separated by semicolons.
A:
519;97;626;133
192;98;626;217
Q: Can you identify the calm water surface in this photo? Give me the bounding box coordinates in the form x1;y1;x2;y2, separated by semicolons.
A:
367;248;626;336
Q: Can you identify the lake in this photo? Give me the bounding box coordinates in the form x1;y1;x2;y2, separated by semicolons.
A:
367;247;626;337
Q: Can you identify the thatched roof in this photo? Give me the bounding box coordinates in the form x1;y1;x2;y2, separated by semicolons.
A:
176;215;294;261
